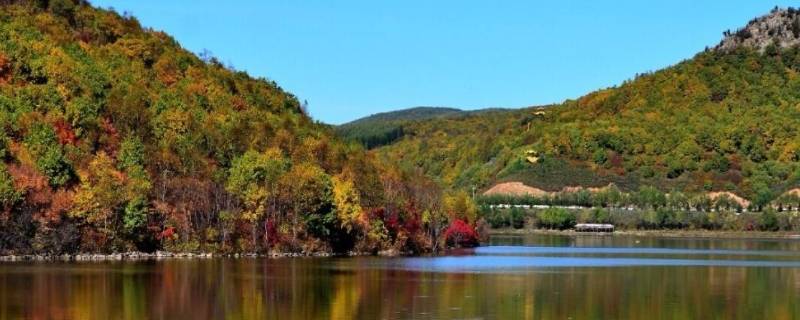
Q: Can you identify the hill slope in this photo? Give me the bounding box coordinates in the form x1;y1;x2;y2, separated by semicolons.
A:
336;107;464;148
368;7;800;207
345;106;465;124
337;106;515;148
0;1;465;255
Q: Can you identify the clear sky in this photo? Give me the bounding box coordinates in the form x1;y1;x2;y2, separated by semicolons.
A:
92;1;795;124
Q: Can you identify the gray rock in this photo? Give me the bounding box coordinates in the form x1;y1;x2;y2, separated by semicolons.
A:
717;7;800;52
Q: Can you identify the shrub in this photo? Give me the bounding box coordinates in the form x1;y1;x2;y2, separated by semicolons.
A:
608;210;639;229
444;219;479;248
639;209;660;229
579;208;611;224
536;208;575;230
510;207;526;229
475;218;491;243
0;164;20;208
759;210;780;231
483;208;509;228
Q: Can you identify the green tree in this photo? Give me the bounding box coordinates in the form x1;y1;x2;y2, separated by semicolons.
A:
537;208;575;230
118;135;146;170
279;162;334;244
752;183;775;212
122;197;148;235
24;123;74;187
635;186;667;209
0;164;20;209
759;209;780;231
226;148;290;249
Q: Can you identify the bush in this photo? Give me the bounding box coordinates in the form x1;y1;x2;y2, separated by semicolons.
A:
665;209;689;229
510;207;526;229
0;164;20;208
536;208;575;230
637;208;688;229
579;208;611;224
759;210;780;231
608;210;639;229
483;209;509;228
639;209;660;229
444;219;479;248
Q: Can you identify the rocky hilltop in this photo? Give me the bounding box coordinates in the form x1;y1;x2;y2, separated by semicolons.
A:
717;7;800;52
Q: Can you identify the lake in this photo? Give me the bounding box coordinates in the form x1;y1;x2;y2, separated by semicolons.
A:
2;234;800;319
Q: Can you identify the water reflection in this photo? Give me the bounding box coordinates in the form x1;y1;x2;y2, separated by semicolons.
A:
0;234;798;319
476;245;800;257
401;255;800;271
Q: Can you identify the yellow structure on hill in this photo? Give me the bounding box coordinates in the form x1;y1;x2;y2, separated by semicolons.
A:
525;149;539;164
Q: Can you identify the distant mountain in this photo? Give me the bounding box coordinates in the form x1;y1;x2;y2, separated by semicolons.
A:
366;7;800;206
345;107;465;124
336;106;513;149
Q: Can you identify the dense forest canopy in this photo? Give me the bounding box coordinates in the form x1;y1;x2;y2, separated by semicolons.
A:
0;0;481;255
335;106;513;149
363;7;800;209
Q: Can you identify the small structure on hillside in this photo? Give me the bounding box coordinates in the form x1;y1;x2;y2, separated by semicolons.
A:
525;149;540;164
575;223;614;233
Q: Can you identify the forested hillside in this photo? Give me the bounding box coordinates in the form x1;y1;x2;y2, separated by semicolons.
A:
0;1;480;255
336;106;512;149
368;7;800;209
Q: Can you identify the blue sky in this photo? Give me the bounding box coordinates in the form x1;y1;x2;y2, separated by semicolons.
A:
92;1;795;124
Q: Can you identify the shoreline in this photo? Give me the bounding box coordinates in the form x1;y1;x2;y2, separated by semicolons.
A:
6;229;800;262
0;251;331;262
0;249;412;262
490;228;800;239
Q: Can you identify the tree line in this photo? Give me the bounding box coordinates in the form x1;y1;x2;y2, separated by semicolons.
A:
482;206;798;232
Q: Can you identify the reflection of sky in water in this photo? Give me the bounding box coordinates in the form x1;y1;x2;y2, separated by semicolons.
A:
475;246;800;257
389;246;800;272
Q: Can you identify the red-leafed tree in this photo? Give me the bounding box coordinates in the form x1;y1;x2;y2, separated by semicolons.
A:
443;219;479;248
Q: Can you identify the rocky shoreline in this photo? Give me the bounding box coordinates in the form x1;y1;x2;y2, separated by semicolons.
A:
0;247;410;262
0;251;349;262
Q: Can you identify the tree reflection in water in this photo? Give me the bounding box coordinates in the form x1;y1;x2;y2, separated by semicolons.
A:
2;234;800;319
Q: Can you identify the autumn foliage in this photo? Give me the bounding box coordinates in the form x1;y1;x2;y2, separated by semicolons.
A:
0;53;10;83
443;219;479;248
0;1;482;255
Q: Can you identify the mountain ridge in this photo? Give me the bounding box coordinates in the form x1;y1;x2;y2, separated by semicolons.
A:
361;6;800;208
336;106;520;149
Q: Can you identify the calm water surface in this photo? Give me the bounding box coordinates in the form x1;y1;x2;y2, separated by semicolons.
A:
2;234;800;319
